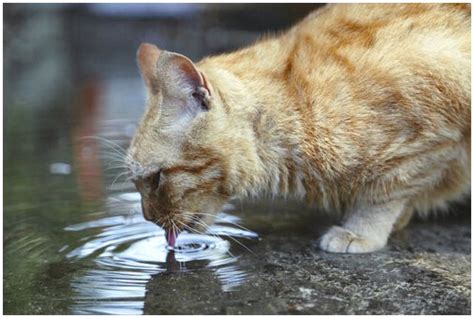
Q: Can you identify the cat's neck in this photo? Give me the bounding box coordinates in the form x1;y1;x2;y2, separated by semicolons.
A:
200;39;317;201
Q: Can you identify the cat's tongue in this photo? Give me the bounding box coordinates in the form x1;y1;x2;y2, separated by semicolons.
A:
166;228;178;248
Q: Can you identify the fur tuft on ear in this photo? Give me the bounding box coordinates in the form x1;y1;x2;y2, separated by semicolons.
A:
156;52;212;130
163;53;212;107
137;43;161;92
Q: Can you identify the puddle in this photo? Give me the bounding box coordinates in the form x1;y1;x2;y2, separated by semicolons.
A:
61;191;257;314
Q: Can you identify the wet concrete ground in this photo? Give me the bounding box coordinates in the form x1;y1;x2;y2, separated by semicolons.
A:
144;201;471;315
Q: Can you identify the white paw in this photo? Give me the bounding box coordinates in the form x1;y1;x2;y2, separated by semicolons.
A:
319;226;385;253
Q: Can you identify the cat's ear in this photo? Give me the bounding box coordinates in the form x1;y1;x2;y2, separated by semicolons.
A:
137;43;162;92
162;52;212;110
156;52;212;132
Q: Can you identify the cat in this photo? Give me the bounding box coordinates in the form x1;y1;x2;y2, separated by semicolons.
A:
127;4;470;253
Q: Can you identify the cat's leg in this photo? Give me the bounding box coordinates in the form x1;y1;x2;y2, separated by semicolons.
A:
320;200;406;253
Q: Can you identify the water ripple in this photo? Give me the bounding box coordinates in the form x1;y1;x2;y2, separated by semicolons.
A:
62;193;258;314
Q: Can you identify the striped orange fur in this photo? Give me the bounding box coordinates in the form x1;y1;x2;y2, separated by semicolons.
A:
128;4;470;253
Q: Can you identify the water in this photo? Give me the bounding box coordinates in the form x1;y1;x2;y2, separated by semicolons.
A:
64;195;257;314
63;189;258;313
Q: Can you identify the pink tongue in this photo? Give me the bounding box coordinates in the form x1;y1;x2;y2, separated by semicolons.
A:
166;229;177;248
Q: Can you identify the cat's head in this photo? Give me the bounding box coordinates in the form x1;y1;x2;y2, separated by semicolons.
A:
126;43;254;241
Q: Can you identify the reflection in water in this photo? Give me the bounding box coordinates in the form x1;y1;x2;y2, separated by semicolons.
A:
72;80;105;202
62;192;258;314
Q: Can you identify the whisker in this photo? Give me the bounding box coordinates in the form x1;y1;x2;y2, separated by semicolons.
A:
99;152;129;161
79;135;128;156
110;171;132;189
81;136;134;171
182;211;254;233
186;216;256;256
100;153;130;165
178;217;216;238
103;165;130;172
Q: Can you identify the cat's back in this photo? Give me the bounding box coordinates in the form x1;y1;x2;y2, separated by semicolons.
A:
292;3;470;79
286;4;470;129
297;4;470;40
301;4;469;24
205;3;470;131
292;3;470;87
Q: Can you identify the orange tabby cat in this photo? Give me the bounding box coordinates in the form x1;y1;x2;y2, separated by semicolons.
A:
127;4;470;253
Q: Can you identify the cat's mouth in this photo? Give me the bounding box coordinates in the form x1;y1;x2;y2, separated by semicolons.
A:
164;214;205;248
165;228;179;248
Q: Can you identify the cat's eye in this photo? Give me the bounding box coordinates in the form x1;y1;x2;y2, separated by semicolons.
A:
150;170;161;192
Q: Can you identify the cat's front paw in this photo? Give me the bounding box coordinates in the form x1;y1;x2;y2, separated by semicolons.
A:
319;226;385;253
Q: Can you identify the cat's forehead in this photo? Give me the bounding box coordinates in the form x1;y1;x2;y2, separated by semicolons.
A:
127;138;183;179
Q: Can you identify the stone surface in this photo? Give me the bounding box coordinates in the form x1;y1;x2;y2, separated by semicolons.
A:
143;200;471;315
